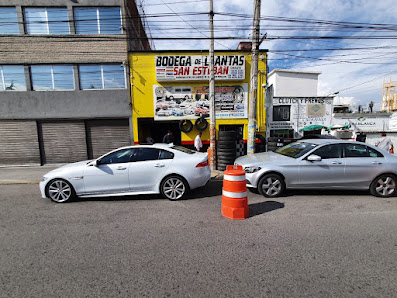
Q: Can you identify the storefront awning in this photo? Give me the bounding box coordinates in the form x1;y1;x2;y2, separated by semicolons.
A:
299;125;328;132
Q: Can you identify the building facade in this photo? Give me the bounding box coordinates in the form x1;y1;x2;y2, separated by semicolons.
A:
129;50;268;153
267;69;334;139
0;0;150;165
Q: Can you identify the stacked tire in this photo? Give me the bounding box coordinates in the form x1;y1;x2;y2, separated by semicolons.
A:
267;137;284;152
217;131;237;171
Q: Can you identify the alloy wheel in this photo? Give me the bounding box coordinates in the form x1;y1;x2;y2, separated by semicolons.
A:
47;180;73;203
162;177;186;200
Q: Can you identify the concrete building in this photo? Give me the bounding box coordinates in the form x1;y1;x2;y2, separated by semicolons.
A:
0;0;150;165
267;69;334;139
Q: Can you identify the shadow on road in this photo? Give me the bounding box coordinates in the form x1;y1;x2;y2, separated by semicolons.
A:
71;179;223;203
249;201;285;217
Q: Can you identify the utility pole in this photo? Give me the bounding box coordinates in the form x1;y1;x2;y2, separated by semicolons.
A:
247;0;261;155
209;0;216;170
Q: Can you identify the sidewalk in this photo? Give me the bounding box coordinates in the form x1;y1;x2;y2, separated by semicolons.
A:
0;164;224;185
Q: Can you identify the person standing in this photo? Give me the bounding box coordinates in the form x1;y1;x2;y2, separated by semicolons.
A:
194;132;203;152
376;133;393;152
162;130;174;144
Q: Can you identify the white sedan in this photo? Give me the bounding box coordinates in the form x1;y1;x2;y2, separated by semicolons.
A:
40;144;211;203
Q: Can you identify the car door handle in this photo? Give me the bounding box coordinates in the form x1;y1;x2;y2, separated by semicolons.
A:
154;164;165;168
332;161;342;165
372;161;382;165
117;166;127;170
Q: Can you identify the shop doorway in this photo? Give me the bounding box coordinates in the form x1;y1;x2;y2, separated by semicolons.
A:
138;118;181;145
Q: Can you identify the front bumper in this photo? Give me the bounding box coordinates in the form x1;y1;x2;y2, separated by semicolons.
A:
39;181;47;198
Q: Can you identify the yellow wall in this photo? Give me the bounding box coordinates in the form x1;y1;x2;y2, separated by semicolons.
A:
129;51;267;144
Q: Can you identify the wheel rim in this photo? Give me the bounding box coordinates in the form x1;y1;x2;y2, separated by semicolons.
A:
375;176;396;197
262;177;282;197
48;180;72;202
163;178;185;200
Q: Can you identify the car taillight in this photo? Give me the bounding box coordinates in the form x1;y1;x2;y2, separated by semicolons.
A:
196;160;209;167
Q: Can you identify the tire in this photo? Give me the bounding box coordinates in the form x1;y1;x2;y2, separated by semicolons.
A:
195;117;208;131
46;179;75;203
218;131;237;138
217;140;236;147
179;120;193;133
160;175;189;201
258;174;285;198
217;158;235;165
370;174;397;198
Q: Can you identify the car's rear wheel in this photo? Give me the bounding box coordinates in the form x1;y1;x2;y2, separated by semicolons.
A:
46;179;75;203
160;175;188;201
258;174;285;198
370;174;397;198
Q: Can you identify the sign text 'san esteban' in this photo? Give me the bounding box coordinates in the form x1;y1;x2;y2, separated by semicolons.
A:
155;55;245;81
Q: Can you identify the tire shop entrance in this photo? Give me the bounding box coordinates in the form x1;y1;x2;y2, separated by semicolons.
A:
217;125;244;170
138;118;181;145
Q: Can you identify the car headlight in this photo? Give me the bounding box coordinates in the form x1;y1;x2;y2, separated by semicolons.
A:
244;166;261;173
42;176;49;182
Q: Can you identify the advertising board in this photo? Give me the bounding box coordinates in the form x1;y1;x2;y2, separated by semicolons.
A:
153;84;248;120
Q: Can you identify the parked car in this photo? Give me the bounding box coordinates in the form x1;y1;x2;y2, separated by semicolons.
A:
40;144;211;203
157;109;172;117
300;134;339;140
195;106;209;117
234;139;397;198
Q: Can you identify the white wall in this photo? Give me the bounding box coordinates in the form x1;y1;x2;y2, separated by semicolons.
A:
268;70;320;97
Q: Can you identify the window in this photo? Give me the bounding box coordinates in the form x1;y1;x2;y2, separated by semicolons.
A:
159;150;174;160
273;105;290;121
74;7;122;34
0;66;26;91
276;141;317;159
24;7;69;34
313;144;342;159
99;148;135;165
31;65;74;90
132;148;160;162
79;64;125;90
344;144;383;158
0;7;19;34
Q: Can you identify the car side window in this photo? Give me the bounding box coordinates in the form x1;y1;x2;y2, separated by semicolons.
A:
99;148;135;165
312;144;342;159
132;148;160;162
344;144;383;158
159;150;174;160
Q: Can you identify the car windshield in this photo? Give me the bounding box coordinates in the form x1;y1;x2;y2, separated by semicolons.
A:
171;145;196;154
276;141;318;158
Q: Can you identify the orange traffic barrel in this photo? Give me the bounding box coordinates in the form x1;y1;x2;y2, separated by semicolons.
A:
221;165;249;220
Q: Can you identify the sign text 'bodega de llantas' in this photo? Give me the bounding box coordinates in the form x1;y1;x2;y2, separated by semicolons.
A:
155;55;245;81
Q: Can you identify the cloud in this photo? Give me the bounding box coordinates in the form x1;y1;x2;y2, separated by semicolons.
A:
141;0;397;111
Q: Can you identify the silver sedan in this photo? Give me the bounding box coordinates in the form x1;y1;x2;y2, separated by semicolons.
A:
40;144;211;203
235;139;397;198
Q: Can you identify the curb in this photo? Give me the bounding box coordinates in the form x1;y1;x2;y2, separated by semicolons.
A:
0;181;40;185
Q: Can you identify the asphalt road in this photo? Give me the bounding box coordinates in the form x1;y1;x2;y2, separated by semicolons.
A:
1;182;397;297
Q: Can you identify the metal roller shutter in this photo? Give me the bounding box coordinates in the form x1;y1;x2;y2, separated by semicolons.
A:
0;121;40;165
87;119;131;159
41;121;87;164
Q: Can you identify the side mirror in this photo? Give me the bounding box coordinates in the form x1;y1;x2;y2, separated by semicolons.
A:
307;154;322;162
89;160;99;166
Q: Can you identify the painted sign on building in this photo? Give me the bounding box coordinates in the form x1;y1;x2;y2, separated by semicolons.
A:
332;115;390;131
153;84;248;120
155;55;245;81
269;97;334;137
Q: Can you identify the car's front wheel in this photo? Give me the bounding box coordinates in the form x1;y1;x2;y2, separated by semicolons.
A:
258;174;285;198
160;176;188;200
370;174;397;198
46;179;75;203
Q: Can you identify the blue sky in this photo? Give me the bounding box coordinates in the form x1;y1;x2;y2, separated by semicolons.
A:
140;0;397;111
